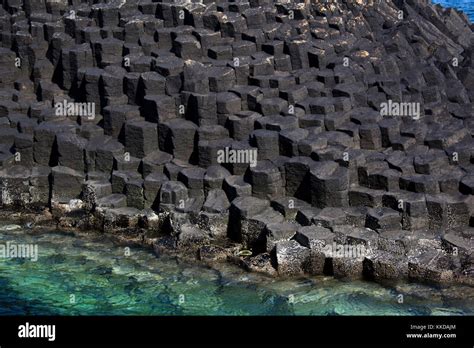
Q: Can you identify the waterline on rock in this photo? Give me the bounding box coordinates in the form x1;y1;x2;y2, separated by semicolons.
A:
0;223;473;316
432;0;474;21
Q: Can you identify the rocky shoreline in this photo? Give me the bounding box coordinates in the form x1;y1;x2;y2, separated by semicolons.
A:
0;0;473;286
1;200;473;286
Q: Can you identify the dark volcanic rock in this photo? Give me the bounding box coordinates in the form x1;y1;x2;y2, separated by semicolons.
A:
0;0;473;284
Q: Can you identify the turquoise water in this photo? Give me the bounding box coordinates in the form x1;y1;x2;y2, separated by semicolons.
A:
433;0;474;21
0;223;473;315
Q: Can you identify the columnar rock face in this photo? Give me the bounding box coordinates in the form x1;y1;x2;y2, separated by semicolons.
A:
0;0;473;283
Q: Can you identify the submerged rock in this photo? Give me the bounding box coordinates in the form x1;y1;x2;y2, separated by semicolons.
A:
0;224;22;231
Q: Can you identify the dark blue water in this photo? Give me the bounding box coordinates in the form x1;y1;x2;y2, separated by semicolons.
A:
433;0;474;21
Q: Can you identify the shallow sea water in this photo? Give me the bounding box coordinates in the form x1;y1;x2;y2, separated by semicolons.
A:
0;223;473;315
